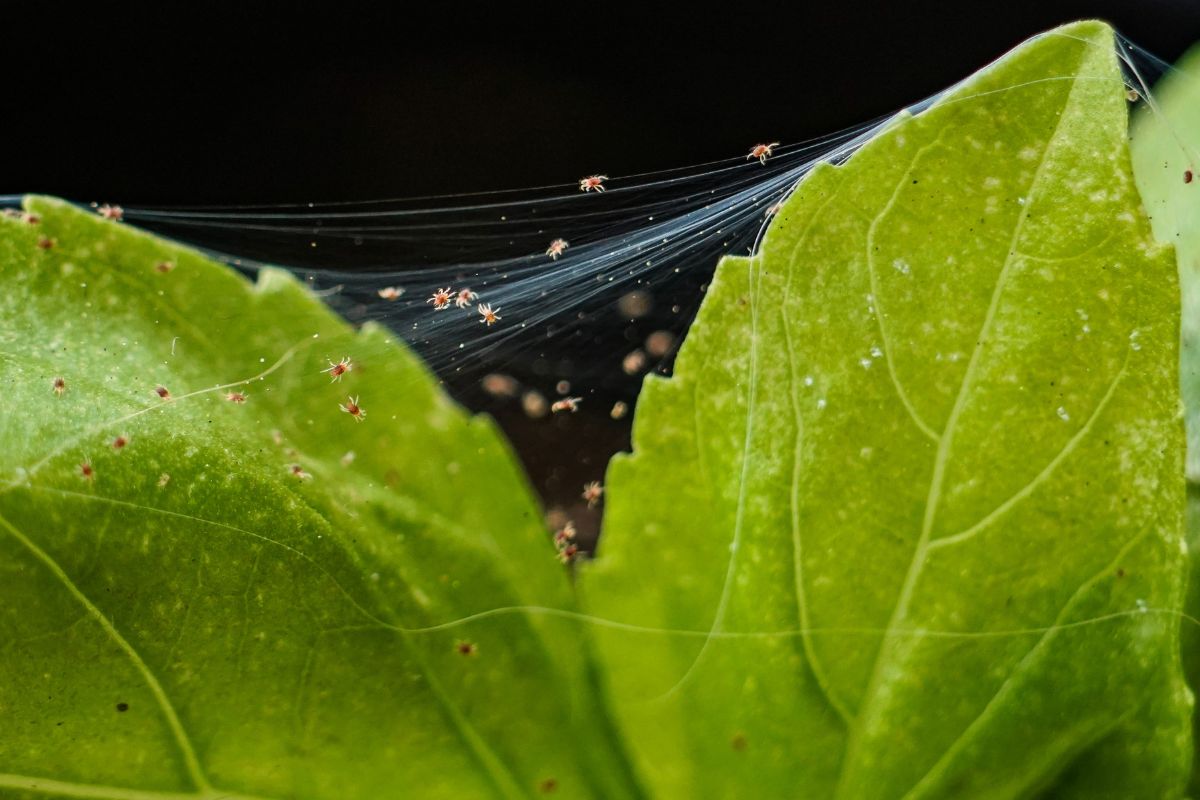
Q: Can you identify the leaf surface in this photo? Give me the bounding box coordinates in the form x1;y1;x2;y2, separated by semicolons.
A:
0;198;642;800
1130;40;1200;796
584;21;1191;799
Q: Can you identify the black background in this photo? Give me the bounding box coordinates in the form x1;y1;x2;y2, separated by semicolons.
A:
5;2;1200;205
5;2;1200;536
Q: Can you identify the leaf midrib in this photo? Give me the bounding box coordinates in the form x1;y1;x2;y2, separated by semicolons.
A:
832;60;1085;796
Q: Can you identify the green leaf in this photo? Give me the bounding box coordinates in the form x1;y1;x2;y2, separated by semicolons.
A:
1131;43;1200;484
584;20;1191;799
0;198;642;799
1130;40;1200;796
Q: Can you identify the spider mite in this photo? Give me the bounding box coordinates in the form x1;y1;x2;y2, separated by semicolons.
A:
225;390;248;404
289;464;312;480
579;175;608;192
551;396;581;413
153;385;171;400
97;204;124;221
340;395;366;421
455;288;478;309
582;481;603;508
427;287;454;310
322;356;352;382
554;520;577;547
155;261;175;274
545;238;569;259
455;640;478;656
51;376;66;396
377;286;404;301
557;543;579;564
22;212;40;225
477;303;501;326
79;461;95;481
747;142;780;165
36;237;55;250
112;435;129;450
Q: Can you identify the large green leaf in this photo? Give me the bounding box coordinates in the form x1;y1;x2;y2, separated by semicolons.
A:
0;198;643;799
584;20;1191;799
1130;40;1200;795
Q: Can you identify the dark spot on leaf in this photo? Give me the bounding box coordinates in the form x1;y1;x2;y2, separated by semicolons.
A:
538;778;558;793
731;732;748;751
115;702;129;712
1116;568;1126;579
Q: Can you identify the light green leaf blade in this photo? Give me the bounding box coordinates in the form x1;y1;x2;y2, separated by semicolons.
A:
0;198;642;800
584;21;1191;799
1131;43;1200;484
1130;39;1200;796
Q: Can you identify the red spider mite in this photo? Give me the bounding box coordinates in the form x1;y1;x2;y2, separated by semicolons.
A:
558;543;579;563
340;395;366;421
97;204;124;221
579;175;608;192
289;464;312;480
225;391;248;404
112;435;129;450
377;286;404;301
154;385;171;400
582;481;603;508
747;142;780;165
51;376;66;395
455;288;478;309
428;287;454;310
554;520;577;546
37;237;54;250
551;397;581;413
477;303;501;326
22;212;40;225
79;461;94;480
155;261;175;274
545;238;569;259
322;356;352;382
456;640;478;656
